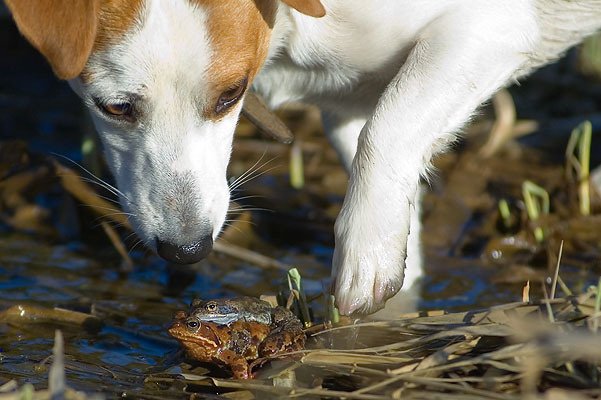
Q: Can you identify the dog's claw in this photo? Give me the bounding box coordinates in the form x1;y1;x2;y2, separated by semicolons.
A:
374;275;403;305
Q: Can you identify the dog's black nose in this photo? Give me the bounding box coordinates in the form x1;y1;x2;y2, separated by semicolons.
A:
156;235;213;264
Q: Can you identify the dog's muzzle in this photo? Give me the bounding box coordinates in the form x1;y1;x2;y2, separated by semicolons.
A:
156;234;213;264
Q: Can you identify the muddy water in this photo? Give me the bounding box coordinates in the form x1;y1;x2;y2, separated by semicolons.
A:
1;17;601;397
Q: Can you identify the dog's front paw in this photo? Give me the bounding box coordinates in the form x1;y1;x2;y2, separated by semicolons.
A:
332;197;412;315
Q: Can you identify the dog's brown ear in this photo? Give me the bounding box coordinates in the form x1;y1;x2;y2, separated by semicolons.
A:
281;0;325;17
5;0;99;79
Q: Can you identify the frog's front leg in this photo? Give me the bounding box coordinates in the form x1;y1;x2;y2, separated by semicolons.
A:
215;349;251;379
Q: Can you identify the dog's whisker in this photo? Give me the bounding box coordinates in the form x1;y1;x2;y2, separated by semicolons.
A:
221;223;245;236
229;163;280;193
228;149;269;189
124;231;139;243
84;192;121;206
128;239;145;256
229;194;264;203
227;206;272;214
76;177;124;200
224;218;257;227
99;211;135;219
52;153;132;203
228;153;279;192
54;172;124;203
91;217;132;231
79;204;134;216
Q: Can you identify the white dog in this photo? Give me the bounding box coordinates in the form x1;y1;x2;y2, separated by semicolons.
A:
5;0;601;314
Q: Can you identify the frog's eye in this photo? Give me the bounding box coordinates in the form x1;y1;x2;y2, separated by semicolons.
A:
206;303;217;312
186;320;200;330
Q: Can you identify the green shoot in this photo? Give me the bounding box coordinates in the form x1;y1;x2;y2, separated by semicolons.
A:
498;198;512;229
522;180;549;243
287;267;311;327
566;120;592;216
290;141;305;189
328;295;340;324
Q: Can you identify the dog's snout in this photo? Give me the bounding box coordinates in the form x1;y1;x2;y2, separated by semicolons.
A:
156;234;213;264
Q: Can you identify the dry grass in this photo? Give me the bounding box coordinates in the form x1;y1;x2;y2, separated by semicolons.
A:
140;285;601;399
4;286;601;399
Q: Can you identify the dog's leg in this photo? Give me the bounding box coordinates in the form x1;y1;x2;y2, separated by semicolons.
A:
371;182;424;319
333;10;536;314
322;113;366;173
324;110;424;314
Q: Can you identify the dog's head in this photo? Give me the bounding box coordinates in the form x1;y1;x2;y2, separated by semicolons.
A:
6;0;324;263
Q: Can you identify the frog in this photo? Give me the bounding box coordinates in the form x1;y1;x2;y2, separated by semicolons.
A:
190;297;274;325
168;297;306;379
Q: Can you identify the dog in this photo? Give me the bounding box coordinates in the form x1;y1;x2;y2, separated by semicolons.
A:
5;0;601;315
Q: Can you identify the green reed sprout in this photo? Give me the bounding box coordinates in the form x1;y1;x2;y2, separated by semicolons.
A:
288;267;311;327
522;180;550;243
566;120;592;216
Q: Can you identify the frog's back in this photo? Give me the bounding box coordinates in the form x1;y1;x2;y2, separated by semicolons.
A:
191;297;273;325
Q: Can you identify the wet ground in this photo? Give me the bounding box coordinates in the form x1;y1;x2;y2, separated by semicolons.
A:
1;16;601;398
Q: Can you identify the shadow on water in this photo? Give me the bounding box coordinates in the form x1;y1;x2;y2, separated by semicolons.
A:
1;13;601;398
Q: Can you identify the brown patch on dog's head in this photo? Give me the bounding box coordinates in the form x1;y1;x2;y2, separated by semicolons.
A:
94;0;146;52
79;0;146;84
195;0;325;121
195;0;276;121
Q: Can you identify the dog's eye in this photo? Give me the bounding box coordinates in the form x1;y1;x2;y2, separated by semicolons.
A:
102;102;132;117
94;98;135;122
215;77;248;115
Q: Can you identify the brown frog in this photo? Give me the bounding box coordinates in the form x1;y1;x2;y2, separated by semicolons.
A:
168;297;306;379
